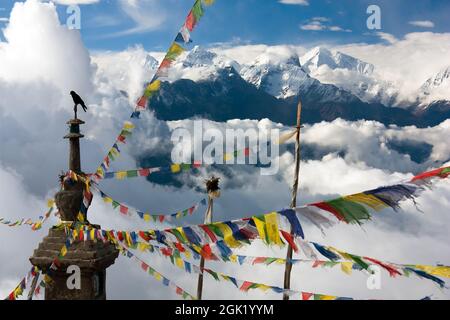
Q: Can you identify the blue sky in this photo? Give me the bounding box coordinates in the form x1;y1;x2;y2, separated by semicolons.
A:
1;0;449;51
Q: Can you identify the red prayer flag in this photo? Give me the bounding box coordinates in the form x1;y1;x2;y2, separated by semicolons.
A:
302;292;313;300
244;147;250;156
364;257;401;277
239;281;253;292
200;225;217;242
136;96;147;109
141;262;149;272
185;11;196;31
161;247;173;256
411;166;450;181
138;168;150;177
200;244;212;260
119;205;128;215
139;231;151;242
252;257;267;265
312;260;325;268
117;135;126;143
193;160;202;168
311;202;345;221
280;230;298;252
175;242;186;252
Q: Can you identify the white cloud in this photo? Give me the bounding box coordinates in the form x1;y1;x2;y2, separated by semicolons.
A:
300;18;351;33
51;0;99;4
337;32;450;104
111;0;169;37
376;32;398;44
409;20;435;28
279;0;309;5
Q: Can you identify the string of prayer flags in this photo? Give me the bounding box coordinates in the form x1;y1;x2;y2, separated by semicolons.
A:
70;165;449;260
127;230;449;287
89;148;251;182
0;199;56;231
410;166;450;183
131;0;216;118
4;266;39;300
93;122;136;181
119;239;358;300
304;165;450;225
118;243;196;300
86;1;251;238
93;183;206;223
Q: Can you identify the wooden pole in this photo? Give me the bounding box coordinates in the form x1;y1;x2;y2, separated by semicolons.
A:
27;271;40;300
282;100;302;300
197;177;219;300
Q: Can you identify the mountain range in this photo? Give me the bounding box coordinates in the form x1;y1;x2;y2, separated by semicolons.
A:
119;46;450;127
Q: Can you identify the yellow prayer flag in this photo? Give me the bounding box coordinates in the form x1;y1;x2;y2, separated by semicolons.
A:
103;197;113;204
203;0;215;5
60;246;68;257
77;212;85;223
265;212;283;246
116;171;127;180
257;284;271;292
90;229;96;241
47;199;55;208
230;255;238;263
253;217;267;244
224;153;233;161
138;242;150;252
144;214;151;222
175;257;184;269
154;273;162;281
216;223;242;248
340;262;353;275
171;164;181;173
319;295;336;300
344;193;387;211
414;265;450;278
147;80;161;92
123;121;135;130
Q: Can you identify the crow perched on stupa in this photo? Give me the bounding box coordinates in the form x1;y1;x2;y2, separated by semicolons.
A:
70;90;88;119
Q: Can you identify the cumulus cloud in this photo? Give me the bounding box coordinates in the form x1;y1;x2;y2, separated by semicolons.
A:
337;32;450;104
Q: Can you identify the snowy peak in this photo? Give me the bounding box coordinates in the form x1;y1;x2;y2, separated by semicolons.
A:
300;46;374;75
240;51;312;99
420;66;450;96
183;46;217;67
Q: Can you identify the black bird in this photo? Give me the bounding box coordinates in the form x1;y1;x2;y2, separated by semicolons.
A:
70;90;88;119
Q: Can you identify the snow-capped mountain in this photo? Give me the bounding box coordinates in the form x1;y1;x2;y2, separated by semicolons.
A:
300;46;374;75
239;50;362;104
418;66;450;105
168;46;240;82
240;52;315;99
298;47;399;106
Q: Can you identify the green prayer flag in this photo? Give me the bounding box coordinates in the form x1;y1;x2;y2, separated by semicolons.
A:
127;170;138;178
327;198;371;224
